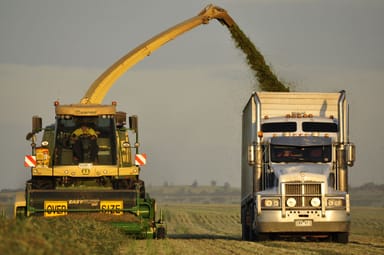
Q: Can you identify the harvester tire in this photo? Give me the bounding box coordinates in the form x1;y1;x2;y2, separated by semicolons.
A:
15;206;26;219
156;227;166;239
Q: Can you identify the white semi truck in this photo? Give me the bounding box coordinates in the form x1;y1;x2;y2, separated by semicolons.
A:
241;91;355;243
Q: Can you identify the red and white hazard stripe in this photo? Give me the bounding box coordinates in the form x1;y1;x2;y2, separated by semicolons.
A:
135;153;147;166
24;155;36;167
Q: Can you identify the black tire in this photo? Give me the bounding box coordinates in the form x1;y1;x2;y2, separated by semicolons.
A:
256;232;270;241
242;204;255;241
15;206;26;219
156;227;166;239
248;203;256;241
242;223;250;241
241;206;249;241
333;232;349;243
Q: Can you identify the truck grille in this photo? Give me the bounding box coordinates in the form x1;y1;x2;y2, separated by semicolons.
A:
284;183;322;208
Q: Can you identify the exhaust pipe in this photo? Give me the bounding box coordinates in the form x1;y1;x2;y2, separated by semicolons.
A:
337;90;348;192
253;93;262;193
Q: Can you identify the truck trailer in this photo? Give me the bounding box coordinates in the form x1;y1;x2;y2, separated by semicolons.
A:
241;91;355;243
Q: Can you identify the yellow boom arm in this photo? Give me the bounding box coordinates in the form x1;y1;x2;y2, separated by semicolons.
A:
80;4;234;104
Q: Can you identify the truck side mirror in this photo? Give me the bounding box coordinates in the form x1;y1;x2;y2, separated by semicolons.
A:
248;143;263;166
129;115;138;133
32;116;42;133
248;144;256;165
346;143;355;167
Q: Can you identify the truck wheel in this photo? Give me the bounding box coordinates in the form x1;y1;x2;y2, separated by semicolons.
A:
241;208;248;240
333;232;349;243
241;206;252;241
242;223;250;241
248;204;256;241
256;232;269;241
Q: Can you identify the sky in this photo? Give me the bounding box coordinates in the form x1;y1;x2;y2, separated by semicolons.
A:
0;0;383;190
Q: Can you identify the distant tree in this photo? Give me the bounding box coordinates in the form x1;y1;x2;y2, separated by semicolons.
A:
224;182;231;191
163;181;169;187
210;180;217;187
191;180;198;188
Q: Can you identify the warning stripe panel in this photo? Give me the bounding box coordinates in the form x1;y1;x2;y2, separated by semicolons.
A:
24;155;36;167
135;153;147;166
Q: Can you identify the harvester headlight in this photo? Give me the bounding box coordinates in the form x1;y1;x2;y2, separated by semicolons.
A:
122;142;130;148
310;197;321;207
41;140;49;147
286;197;296;207
35;147;50;167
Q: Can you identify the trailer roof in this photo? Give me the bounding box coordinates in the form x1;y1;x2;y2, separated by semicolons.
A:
256;92;342;118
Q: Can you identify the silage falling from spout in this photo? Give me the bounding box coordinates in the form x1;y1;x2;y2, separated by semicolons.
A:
228;24;290;92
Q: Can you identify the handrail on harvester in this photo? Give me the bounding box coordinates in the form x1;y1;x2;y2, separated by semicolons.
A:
80;4;235;105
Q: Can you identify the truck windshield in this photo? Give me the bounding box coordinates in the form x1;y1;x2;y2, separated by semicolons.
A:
55;116;117;165
271;144;331;163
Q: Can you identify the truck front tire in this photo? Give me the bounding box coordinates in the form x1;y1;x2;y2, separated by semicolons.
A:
332;232;349;243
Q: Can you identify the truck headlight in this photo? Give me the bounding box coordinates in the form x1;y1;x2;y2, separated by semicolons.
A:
327;198;344;207
286;197;296;207
262;198;280;208
310;197;321;207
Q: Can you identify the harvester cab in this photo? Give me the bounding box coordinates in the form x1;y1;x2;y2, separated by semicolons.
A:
25;102;144;189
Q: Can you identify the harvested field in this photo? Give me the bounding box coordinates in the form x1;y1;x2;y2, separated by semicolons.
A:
0;204;383;255
119;204;384;255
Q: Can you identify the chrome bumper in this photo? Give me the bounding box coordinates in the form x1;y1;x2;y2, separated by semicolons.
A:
255;210;350;233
